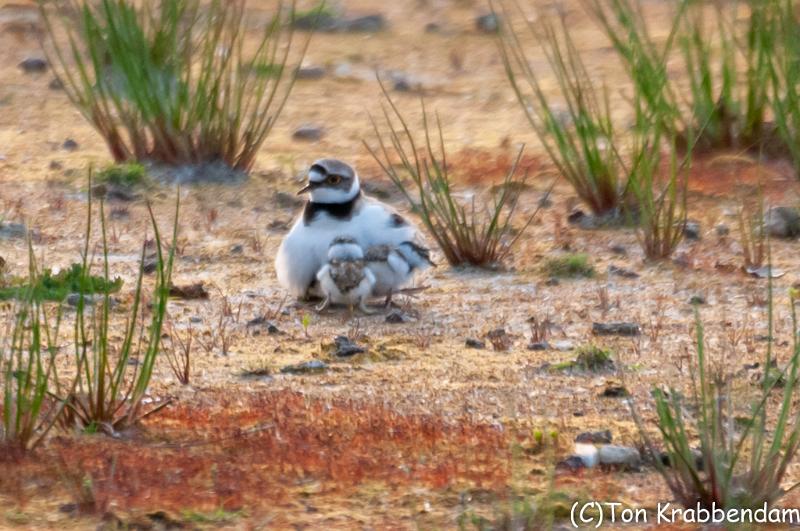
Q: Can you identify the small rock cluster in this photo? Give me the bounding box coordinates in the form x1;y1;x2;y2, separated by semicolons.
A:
559;430;641;472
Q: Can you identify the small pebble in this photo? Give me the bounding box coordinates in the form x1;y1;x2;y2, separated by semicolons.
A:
19;57;47;73
292;125;324;141
465;338;485;349
62;139;79;151
296;66;326;80
475;13;500;33
280;360;327;375
385;310;410;324
683;220;701;240
527;341;549;351
334;335;365;357
608;264;639;278
600;384;629;398
598;444;641;470
575;429;613;444
556;455;585;472
592;322;640;336
609;244;627;256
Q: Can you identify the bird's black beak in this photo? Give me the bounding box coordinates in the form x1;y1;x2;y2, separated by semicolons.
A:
296;183;313;195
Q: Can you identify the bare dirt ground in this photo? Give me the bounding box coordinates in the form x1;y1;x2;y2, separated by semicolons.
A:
1;0;800;529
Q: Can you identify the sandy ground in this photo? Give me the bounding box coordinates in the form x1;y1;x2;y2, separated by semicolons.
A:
2;0;800;529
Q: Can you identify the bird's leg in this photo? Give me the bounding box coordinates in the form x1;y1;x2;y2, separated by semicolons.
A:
383;292;393;308
315;296;330;313
358;298;375;315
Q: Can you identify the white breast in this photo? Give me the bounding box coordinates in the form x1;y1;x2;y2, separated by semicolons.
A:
274;195;420;297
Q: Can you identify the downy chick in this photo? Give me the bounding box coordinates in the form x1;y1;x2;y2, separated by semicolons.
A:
316;236;375;314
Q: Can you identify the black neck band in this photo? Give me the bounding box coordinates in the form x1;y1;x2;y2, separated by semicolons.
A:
303;191;362;225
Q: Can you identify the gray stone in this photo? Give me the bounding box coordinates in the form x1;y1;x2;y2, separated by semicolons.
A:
601;384;629;397
18;57;47;73
575;430;612;444
475;13;500;33
609;244;627;255
296;66;326;80
0;222;27;240
294;12;385;33
292;125;324;141
527;341;549;351
556;455;585;472
385;310;411;324
747;265;785;279
393;76;412;92
62;139;79;151
592;322;640;336
765;206;800;239
342;14;385;32
660;449;703;470
465;338;485;349
567;209;587;225
598;444;641;469
608;265;639;278
424;22;442;33
683;220;701;240
67;293;114;307
334;335;365;357
280;360;327;375
247;316;281;335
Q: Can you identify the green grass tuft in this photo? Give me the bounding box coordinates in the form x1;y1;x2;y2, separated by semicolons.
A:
574;345;615;371
0;263;122;302
497;3;635;217
366;79;547;267
41;0;307;172
543;253;594;278
551;345;615;372
631;285;800;510
95;163;147;188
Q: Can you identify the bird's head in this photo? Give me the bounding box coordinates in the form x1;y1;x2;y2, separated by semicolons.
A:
297;159;360;204
328;236;364;262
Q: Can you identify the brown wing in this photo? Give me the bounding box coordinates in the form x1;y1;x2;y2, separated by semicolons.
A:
364;244;391;262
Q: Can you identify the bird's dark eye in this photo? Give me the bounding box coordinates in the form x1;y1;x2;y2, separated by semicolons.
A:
327;175;341;185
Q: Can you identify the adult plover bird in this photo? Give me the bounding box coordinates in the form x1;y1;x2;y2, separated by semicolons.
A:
275;158;422;298
316;237;375;313
364;241;435;305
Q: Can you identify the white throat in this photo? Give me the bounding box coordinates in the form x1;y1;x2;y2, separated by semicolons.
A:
309;175;361;204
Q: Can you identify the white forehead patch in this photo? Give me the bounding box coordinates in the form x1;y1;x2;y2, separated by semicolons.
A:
308;168;326;183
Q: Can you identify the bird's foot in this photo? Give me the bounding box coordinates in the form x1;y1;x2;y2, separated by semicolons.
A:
315;297;330;313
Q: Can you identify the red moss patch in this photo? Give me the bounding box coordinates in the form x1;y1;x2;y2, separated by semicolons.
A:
447;148;546;186
686;155;798;201
1;389;511;514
